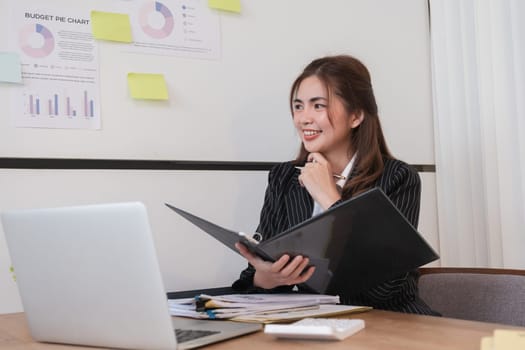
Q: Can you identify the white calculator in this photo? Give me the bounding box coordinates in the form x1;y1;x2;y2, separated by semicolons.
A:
264;318;365;341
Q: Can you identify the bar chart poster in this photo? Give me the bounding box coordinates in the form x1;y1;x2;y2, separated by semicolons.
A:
125;0;220;60
8;0;101;129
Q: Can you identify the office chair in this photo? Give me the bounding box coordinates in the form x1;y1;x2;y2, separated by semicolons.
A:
418;267;525;326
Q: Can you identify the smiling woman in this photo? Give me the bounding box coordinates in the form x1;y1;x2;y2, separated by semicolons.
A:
232;55;439;316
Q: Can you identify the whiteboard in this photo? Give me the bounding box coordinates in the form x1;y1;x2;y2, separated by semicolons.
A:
0;0;439;314
0;0;434;164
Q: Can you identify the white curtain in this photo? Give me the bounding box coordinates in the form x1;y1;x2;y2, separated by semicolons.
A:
429;0;525;268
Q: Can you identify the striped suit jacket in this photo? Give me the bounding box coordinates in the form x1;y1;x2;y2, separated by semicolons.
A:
232;157;438;315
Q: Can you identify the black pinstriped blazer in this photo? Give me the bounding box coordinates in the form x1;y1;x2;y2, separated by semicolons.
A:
232;157;439;315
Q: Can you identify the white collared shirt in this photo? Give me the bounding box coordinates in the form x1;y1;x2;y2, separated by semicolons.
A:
311;153;357;217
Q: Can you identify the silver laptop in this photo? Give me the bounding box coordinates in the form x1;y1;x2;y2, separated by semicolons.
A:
1;202;261;350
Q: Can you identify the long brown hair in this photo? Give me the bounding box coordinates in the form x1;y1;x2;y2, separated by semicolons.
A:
290;55;392;197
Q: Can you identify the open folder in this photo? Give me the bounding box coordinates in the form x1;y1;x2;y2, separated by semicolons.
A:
165;187;439;294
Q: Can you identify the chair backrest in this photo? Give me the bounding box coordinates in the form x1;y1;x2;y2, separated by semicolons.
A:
418;267;525;326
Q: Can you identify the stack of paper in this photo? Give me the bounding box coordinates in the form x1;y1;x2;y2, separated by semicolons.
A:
233;304;372;323
168;293;371;323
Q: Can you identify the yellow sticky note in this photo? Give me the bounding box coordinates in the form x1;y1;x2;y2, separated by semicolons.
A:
91;11;132;43
127;73;169;100
208;0;241;13
493;329;525;350
480;336;493;350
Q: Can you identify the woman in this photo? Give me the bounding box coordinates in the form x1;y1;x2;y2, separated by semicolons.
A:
232;55;438;315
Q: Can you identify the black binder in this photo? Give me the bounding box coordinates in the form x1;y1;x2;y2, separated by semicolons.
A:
165;187;439;294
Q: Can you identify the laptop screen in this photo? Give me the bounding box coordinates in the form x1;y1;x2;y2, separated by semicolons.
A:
2;202;177;349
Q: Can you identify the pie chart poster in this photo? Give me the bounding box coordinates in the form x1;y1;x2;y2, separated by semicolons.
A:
127;0;221;60
8;0;100;130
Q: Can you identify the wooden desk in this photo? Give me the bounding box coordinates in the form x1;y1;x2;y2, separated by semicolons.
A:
1;310;523;350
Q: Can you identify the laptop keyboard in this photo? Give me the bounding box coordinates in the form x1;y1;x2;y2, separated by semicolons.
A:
175;328;220;343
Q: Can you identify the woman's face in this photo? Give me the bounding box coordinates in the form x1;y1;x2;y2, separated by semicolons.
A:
292;75;359;159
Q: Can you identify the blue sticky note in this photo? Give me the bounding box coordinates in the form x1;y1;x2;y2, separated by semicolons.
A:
0;52;22;83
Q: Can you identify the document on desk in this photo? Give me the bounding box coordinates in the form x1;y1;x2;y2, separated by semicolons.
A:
167;293;372;322
232;304;372;324
198;293;339;306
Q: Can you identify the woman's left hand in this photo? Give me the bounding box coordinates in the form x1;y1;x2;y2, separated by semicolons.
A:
298;153;341;209
235;242;315;289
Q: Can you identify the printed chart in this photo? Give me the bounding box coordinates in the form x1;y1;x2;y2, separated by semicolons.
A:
9;0;100;129
127;0;220;60
24;89;95;118
18;23;55;58
139;1;175;39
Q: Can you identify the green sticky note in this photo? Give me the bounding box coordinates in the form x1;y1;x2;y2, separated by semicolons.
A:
127;73;169;100
90;10;132;43
9;265;16;282
0;52;22;83
208;0;241;13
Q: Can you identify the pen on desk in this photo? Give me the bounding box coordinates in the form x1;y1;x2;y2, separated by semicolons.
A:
294;166;346;180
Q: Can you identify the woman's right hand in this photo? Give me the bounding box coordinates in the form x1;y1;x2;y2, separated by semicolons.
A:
235;242;316;289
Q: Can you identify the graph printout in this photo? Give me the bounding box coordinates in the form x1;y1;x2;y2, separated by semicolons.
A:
9;0;101;129
125;0;220;60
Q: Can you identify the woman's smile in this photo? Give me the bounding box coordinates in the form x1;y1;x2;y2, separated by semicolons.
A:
303;129;322;141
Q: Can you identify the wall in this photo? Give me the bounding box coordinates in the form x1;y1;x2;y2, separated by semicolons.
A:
0;0;437;313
